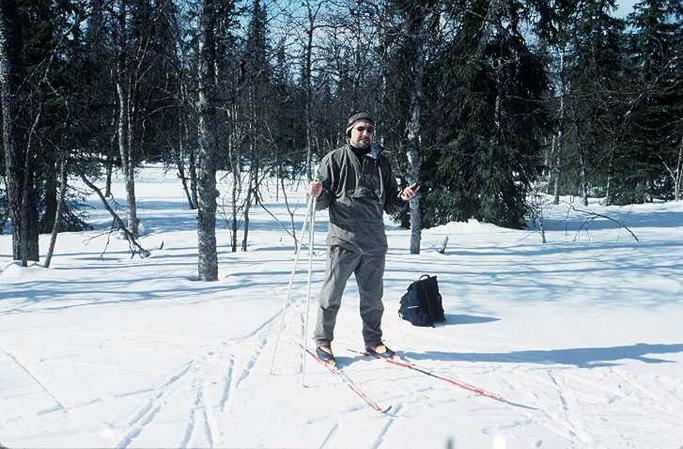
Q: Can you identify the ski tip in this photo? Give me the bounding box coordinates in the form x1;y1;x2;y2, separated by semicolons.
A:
381;405;392;414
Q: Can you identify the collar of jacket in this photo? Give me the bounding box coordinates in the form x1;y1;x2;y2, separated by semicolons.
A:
344;143;385;201
347;143;382;160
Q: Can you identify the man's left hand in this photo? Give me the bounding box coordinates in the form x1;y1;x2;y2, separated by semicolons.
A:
400;184;420;201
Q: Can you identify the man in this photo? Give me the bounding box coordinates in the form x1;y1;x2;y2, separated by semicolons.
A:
307;112;418;365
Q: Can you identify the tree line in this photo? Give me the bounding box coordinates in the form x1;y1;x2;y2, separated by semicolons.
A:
1;0;681;279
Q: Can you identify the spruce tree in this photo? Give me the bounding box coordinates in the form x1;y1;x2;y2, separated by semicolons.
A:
419;0;550;229
620;0;683;202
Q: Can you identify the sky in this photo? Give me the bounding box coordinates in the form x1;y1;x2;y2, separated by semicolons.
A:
616;0;638;17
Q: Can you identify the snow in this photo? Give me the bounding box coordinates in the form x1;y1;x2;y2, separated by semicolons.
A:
1;165;682;449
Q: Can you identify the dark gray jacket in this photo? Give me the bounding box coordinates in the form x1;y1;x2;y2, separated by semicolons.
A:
316;144;407;254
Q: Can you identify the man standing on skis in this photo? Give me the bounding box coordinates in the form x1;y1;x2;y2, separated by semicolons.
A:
307;112;419;365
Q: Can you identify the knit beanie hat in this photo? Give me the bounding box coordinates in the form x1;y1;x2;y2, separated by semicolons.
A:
346;112;374;136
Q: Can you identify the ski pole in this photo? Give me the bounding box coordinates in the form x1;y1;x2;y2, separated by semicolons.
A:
301;195;317;387
269;194;314;375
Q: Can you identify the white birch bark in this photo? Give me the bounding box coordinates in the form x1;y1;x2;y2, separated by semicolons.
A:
553;49;566;205
116;0;139;238
404;4;430;254
196;0;219;281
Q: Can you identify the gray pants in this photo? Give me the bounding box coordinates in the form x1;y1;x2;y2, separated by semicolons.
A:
313;246;386;347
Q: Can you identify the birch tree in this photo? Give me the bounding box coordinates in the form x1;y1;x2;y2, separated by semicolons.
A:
196;0;219;281
396;0;434;254
115;0;140;238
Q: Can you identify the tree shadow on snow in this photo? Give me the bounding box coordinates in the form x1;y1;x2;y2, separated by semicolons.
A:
402;342;683;368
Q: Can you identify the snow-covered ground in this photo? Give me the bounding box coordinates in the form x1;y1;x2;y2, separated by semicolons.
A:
1;165;682;449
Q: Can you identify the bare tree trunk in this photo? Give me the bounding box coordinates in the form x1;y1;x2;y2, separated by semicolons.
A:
0;175;8;233
242;132;256;251
350;0;363;106
228;102;240;253
552;134;563;203
179;80;197;210
174;110;194;209
106;105;117;197
241;178;252;252
231;165;239;252
173;143;194;209
493;55;502;141
116;0;139;238
1;1;39;264
20;106;41;266
403;4;431;255
280;175;299;250
377;1;390;135
44;160;68;268
553;50;566;205
579;153;588;206
196;0;219;281
546;134;556;194
41;147;58;233
302;1;321;181
105;155;114;197
676;137;682;201
189;138;198;208
605;152;614;206
578;139;588;206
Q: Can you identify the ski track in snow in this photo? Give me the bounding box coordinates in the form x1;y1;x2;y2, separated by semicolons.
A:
317;422;338;449
179;378;214;449
114;388;156;399
512;370;588;447
2;349;68;414
200;394;215;449
118;297;285;448
370;404;401;449
115;360;195;449
217;356;235;412
234;318;275;390
179;382;200;449
610;366;680;418
548;370;596;448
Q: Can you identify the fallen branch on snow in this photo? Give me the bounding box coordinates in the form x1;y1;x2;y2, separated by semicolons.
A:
78;170;150;258
569;205;640;243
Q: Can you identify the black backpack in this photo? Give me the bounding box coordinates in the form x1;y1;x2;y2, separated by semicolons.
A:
398;274;446;327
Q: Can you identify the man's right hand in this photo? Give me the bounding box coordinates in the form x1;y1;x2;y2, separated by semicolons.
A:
307;180;322;198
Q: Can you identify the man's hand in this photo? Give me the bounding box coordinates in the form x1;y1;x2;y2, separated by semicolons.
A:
307;180;322;198
400;183;420;201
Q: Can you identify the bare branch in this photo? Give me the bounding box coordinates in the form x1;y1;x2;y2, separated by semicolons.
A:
78;169;150;258
569;204;640;243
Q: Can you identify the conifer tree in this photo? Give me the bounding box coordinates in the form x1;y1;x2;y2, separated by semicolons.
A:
567;0;626;205
621;0;683;202
419;0;550;229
